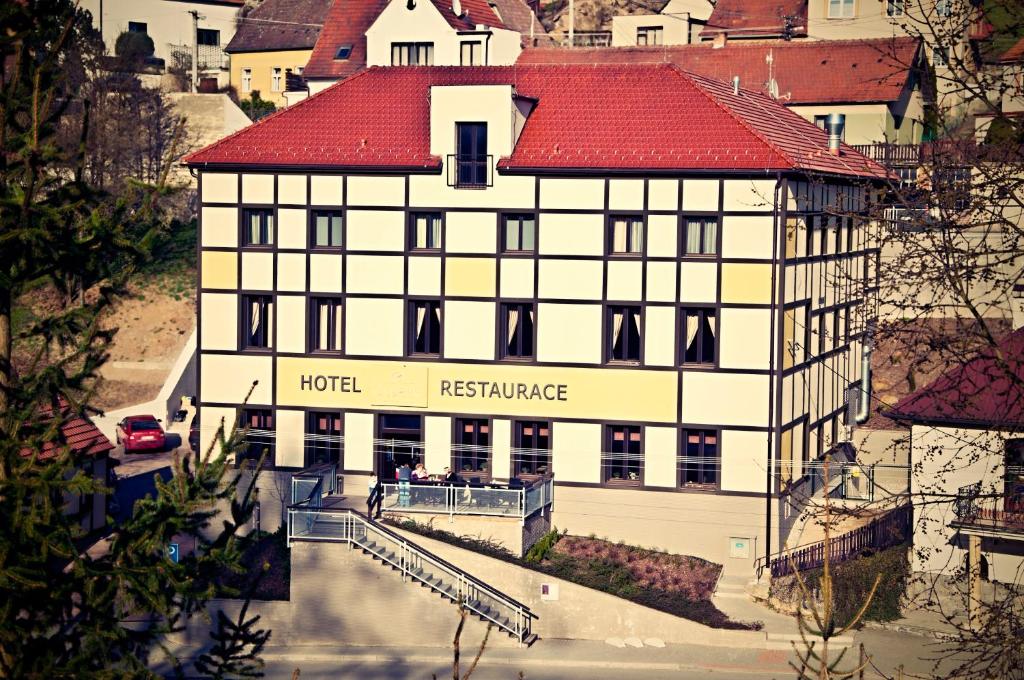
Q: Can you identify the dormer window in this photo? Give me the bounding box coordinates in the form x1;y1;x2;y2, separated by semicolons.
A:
636;26;663;46
392;42;434;65
335;44;353;60
450;122;489;188
460;41;482;66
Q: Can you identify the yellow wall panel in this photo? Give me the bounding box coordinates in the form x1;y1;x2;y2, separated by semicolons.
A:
681;372;769;428
538;213;604;256
491;418;511;480
309;253;342;293
536;302;602;364
643;305;676;367
347;175;405;207
200;293;237;351
721;263;772;305
719;430;769;493
344;298;404;356
445;212;497;254
347;209;405;251
722;179;777;212
275;409;306;468
679;261;717;303
197;406;236;456
552;422;601;483
201;353;272;405
277;174;307;205
276;252;306;292
606;260;642;301
499;257;534;299
347;255;403;295
201;207;238;248
201;251;237;290
646;261;677;302
644;426;678;487
647;179;679;211
539;178;604;210
608;179;644;210
682;179;719;212
241;173;274;204
408;256;441;296
445;258;496;298
241;251;274;291
201;173;237;204
538;260;603;300
646;213;677;258
275;357;679;423
443;301;495;361
277;208;307;250
310;175;344;206
276;295;306;354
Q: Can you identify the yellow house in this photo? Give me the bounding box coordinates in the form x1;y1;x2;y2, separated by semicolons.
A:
225;0;333;108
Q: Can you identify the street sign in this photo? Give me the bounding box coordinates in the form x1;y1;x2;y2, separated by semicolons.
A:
168;543;180;564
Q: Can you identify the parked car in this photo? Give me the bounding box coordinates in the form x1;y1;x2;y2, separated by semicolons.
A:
116;415;166;453
188;413;200;453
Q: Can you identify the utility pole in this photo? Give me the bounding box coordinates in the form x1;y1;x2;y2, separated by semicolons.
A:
568;0;574;47
188;9;202;92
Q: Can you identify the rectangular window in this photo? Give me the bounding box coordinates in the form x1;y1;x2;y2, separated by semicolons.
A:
501;303;535;359
936;0;951;17
604;424;642;486
408;300;441;355
391;42;434;65
608;305;641;362
933;46;949;67
683;217;718;255
241;67;252;93
242;409;274;463
309;297;342;352
305;411;342;467
679;429;718;489
608;216;643;254
241;295;273;349
454;418;490;481
455;122;488;188
311;210;343;248
242;208;274;246
271;67;282;91
128;21;147;33
502;214;535;252
636;26;663;45
512;421;550;478
460;41;482;65
409;212;442;250
197;28;220;46
827;0;855;18
886;0;903;16
680;307;716;365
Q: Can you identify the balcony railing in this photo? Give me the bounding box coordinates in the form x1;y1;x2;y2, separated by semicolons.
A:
781;460;910;501
446;154;493;189
852;143;922;167
556;31;612;47
167;43;229;71
379;477;553;523
953;483;1024;535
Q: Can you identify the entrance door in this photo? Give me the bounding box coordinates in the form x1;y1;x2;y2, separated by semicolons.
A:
377;414;424;480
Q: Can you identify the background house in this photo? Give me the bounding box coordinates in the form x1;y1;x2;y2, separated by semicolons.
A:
609;0;713;47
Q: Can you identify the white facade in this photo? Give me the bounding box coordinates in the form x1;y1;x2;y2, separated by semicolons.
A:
365;0;523;67
609;0;710;47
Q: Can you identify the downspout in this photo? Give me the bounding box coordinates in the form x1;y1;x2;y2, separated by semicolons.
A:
855;325;873;423
764;172;785;574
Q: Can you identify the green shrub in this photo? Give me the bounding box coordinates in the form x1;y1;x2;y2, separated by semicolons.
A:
114;31;154;61
524;528;561;563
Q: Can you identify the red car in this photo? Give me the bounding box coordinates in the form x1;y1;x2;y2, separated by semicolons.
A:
116;415;166;453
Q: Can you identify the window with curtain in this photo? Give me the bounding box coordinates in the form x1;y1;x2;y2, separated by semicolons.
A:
410;212;442;250
512;421;550;478
501;303;534;359
503;214;535;252
886;0;903;16
311;210;342;248
305;411;342;467
679;429;718;488
453;418;490;480
243;208;274;246
604;424;642;485
409;300;441;355
460;41;482;66
681;307;716;365
242;295;273;349
827;0;855;18
309;297;342;352
242;409;275;463
608;306;641;362
683;217;717;255
608;216;643;254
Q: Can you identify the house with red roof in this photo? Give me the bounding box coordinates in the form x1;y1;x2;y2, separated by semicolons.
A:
519;37;926;145
183;62;889;575
609;0;715;48
887;328;1024;584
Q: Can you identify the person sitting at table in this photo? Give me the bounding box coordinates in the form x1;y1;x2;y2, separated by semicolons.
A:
412;462;429;482
442;466;459;484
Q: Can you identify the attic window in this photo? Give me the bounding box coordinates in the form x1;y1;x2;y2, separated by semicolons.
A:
335;44;353;60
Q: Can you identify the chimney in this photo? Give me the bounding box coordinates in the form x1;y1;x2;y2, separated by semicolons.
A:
826;113;845;155
732;76;740;95
712;32;727;49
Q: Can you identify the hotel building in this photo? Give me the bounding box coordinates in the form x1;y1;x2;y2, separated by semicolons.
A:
184;64;886;574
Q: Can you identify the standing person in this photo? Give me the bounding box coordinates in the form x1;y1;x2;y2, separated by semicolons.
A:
368;473;378;495
397;463;412;507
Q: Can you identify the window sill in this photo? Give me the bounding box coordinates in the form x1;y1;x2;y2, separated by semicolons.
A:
680;362;717;370
240;244;275;250
678;483;719;493
410;248;442;254
408;352;441;359
500;250;535;256
240;346;273;353
500;355;535;362
607;252;643;258
309;349;344;356
606;359;642;367
602;478;642;488
310;245;344;251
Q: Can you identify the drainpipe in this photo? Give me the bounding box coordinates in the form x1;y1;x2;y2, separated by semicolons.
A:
855;327;873;424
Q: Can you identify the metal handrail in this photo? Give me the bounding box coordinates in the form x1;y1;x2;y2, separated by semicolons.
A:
288;505;535;641
378;477;553;523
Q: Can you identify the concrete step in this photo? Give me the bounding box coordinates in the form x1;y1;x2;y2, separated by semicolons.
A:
765;632;855;650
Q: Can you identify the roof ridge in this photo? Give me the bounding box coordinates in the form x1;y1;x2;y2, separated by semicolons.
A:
182;69;375;165
672;66;793;170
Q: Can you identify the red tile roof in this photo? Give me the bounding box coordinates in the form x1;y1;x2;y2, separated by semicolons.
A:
518;37;922;105
999;37;1024;64
183;64;888;178
700;0;806;39
887;328;1024;429
430;0;505;30
22;405;114;460
488;0;551;46
303;0;390;80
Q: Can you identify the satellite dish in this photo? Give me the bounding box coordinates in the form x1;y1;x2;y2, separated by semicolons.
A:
768;78;780;99
453;0;463;16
